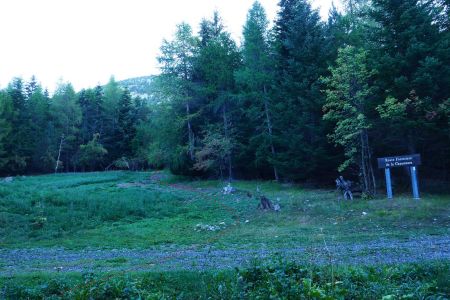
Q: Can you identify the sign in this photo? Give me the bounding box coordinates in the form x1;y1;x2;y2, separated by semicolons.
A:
377;154;421;200
377;154;421;169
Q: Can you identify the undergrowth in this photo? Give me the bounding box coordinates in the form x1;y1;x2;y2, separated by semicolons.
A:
1;262;448;299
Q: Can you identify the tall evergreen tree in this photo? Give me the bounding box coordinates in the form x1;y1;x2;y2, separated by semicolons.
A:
26;78;53;172
51;82;81;172
0;91;13;173
158;22;199;161
116;88;136;157
5;78;31;172
102;76;123;156
370;0;449;176
194;11;241;179
272;0;334;180
236;1;279;180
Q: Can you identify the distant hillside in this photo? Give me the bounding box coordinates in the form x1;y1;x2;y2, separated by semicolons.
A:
117;75;156;100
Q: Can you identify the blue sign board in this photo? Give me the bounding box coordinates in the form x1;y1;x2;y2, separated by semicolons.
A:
377;154;421;169
377;154;421;200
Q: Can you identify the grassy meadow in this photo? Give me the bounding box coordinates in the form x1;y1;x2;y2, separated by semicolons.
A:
0;171;448;249
0;171;449;299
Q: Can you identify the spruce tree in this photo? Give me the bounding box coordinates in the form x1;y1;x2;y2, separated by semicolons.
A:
236;1;279;180
194;11;241;179
370;0;449;176
51;82;81;172
0;91;13;173
272;0;333;180
158;22;199;161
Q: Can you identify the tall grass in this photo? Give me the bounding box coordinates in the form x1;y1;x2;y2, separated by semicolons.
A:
0;171;448;249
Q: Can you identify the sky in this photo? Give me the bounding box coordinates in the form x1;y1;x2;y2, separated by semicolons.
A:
0;0;341;92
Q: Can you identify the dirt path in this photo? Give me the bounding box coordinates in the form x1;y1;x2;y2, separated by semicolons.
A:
1;236;449;276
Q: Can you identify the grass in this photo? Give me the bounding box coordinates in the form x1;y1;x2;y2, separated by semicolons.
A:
1;262;448;299
0;171;449;299
0;171;449;249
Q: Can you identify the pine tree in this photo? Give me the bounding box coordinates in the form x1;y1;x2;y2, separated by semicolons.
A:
6;78;31;172
117;88;136;157
0;91;13;173
158;22;199;161
370;0;449;177
194;11;241;179
51;82;81;172
272;0;333;180
236;1;279;180
102;76;123;156
26;77;53;172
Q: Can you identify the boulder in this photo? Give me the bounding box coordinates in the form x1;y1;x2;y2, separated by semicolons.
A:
3;177;13;183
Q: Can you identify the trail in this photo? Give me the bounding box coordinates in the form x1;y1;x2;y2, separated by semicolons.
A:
1;236;449;275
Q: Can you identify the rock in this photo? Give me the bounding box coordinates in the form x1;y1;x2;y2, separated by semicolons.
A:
273;204;281;212
223;183;235;195
3;177;13;183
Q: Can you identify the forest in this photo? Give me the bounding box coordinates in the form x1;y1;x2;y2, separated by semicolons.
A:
0;0;449;194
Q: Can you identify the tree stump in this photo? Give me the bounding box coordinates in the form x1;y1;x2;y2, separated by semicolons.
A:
258;195;274;210
336;176;353;200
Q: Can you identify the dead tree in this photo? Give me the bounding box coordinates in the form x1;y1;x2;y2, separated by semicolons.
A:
55;134;65;174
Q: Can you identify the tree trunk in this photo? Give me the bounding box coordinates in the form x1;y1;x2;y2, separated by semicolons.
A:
258;195;273;210
365;131;376;193
360;129;376;195
186;102;195;160
360;131;369;193
55;135;64;174
222;104;232;181
263;85;279;182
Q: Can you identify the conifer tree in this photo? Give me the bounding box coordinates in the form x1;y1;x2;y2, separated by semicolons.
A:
117;88;136;157
272;0;333;180
236;1;279;180
51;82;81;172
0;91;13;173
158;22;199;161
194;11;241;179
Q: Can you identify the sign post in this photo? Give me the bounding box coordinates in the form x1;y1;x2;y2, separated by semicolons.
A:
384;168;393;199
377;154;421;200
410;166;420;199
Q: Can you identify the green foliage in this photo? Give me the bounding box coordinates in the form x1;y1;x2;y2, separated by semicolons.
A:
234;1;280;180
368;0;450;174
1;0;450;184
0;91;13;171
193;128;234;177
323;46;376;194
1;263;448;299
270;0;337;181
76;134;108;171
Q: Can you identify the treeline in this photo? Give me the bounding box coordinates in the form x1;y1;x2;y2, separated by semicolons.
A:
146;0;450;192
0;77;150;174
1;0;449;192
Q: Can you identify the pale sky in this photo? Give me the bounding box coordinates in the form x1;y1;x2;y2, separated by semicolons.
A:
0;0;341;92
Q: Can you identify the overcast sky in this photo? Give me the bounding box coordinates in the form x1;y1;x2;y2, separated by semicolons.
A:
0;0;341;92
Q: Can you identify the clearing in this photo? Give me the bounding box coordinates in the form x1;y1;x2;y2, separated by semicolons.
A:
0;171;449;275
